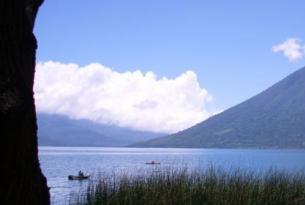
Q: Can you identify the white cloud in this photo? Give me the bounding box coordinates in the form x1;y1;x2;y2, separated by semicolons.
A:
34;61;215;134
272;38;304;62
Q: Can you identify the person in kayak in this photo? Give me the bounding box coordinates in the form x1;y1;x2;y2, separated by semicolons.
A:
78;170;84;177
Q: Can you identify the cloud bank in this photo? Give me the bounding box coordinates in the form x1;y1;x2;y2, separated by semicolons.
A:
34;61;214;133
272;38;304;62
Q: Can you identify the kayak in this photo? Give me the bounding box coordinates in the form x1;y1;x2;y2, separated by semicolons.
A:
68;175;90;180
145;161;160;165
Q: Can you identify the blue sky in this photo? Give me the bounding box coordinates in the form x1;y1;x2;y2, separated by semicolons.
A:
34;0;305;131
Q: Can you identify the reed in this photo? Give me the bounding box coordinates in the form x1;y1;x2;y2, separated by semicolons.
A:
72;167;305;205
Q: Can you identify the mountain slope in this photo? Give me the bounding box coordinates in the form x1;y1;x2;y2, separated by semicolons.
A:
37;113;164;147
134;66;305;148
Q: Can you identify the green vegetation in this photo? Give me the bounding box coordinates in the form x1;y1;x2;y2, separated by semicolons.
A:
72;168;305;205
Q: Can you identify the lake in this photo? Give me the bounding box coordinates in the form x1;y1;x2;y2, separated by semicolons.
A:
39;147;305;205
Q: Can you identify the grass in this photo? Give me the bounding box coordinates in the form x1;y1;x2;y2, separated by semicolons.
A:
71;167;305;205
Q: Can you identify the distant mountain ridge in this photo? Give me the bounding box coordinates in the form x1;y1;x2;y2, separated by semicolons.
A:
133;66;305;148
37;113;164;147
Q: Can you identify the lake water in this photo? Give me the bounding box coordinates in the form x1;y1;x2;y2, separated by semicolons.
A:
39;147;305;205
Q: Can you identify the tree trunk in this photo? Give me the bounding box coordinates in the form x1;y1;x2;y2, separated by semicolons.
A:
0;0;50;204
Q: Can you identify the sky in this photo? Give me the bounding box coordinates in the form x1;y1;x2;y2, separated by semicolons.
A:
34;0;305;133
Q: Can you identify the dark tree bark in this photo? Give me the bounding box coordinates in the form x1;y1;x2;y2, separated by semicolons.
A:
0;0;50;204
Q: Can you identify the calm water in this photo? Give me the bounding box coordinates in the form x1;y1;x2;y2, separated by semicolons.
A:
39;146;305;205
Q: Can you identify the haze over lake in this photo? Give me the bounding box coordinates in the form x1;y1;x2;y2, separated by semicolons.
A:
39;146;305;205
